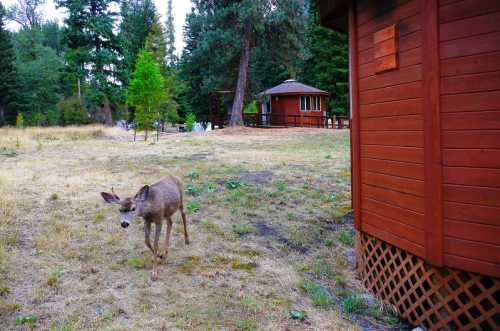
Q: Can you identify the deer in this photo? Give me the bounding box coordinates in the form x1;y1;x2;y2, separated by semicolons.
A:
100;175;190;280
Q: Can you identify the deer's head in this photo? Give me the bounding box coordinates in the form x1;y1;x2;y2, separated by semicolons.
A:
100;186;149;228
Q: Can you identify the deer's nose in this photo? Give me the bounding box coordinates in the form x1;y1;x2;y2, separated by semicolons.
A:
121;222;129;228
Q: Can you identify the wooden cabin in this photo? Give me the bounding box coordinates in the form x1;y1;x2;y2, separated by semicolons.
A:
257;79;329;127
317;1;500;330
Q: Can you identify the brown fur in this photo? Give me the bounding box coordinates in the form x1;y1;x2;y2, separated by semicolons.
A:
101;175;190;280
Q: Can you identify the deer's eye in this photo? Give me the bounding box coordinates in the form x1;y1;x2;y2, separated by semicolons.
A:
131;207;136;212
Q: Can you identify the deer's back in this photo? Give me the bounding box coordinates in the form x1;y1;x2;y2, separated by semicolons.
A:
149;175;183;217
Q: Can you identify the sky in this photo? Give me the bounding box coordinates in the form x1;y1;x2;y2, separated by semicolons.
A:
2;0;192;55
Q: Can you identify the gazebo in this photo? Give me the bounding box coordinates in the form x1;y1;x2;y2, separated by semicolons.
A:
257;79;329;127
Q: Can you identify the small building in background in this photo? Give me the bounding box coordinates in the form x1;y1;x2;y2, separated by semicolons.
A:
257;79;329;127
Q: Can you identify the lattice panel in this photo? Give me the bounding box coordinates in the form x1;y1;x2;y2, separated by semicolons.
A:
357;233;500;331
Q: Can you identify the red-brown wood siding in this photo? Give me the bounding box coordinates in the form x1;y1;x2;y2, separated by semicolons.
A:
355;0;426;255
352;0;500;277
268;95;326;127
438;0;500;277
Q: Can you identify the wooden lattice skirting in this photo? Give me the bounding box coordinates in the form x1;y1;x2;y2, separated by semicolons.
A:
357;232;500;331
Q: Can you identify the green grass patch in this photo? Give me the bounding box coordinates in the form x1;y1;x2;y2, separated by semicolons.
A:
232;223;254;236
231;259;258;271
16;314;38;326
225;179;244;190
337;230;355;247
297;279;333;307
0;147;17;157
186;201;201;213
342;295;368;314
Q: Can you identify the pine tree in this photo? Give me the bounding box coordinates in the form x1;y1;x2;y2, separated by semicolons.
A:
126;49;167;140
164;0;176;66
0;3;19;126
180;0;306;126
301;0;349;115
57;0;120;126
117;0;157;87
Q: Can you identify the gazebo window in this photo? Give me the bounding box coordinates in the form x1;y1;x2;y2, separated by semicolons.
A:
300;96;321;112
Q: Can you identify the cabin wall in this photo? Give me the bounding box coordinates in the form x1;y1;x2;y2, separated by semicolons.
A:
270;95;326;127
351;0;500;277
354;0;426;258
438;0;500;276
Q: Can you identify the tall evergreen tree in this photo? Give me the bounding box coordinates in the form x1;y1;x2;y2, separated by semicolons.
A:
127;49;167;140
117;0;157;87
181;0;306;126
164;0;176;66
0;3;19;126
57;0;120;125
301;0;349;114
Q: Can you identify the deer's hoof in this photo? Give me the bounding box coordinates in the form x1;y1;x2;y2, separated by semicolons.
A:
151;272;158;281
185;238;190;245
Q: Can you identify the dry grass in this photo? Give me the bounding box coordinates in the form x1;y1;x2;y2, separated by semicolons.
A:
0;125;403;330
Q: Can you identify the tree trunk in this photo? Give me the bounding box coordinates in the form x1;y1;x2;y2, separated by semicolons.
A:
102;95;113;126
230;18;252;126
145;129;148;141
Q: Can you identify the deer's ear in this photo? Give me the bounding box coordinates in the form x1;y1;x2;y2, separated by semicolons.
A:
101;192;120;204
135;185;149;202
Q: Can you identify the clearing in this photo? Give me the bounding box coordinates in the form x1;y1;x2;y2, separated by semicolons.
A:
0;126;406;330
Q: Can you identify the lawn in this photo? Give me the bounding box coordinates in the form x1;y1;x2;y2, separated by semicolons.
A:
0;126;404;330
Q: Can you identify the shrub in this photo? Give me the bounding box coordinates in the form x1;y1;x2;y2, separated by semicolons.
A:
56;96;89;126
15;112;24;128
185;113;196;132
243;101;258;114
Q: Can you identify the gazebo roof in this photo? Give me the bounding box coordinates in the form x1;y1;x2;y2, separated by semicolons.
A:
258;79;329;97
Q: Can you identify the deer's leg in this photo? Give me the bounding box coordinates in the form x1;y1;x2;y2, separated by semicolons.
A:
180;207;190;245
164;217;173;257
151;220;162;280
144;221;155;256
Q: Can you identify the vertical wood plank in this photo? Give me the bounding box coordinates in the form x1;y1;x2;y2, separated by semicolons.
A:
421;0;444;266
349;4;362;230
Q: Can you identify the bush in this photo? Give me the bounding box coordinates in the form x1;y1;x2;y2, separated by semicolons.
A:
244;101;258;114
15;113;24;128
185;112;196;132
56;96;89;126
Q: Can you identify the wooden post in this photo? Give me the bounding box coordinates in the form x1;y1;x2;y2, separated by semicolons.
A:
349;4;362;231
422;0;443;267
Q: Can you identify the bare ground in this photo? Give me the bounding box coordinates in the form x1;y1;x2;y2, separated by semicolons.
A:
0;126;406;330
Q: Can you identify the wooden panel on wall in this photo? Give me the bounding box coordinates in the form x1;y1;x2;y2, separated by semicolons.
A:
441;111;500;130
441;51;500;77
360;98;422;118
441;31;500;59
361;158;424;180
444;201;500;226
362;171;424;196
362;183;425;213
361;145;424;163
439;0;500;24
444;237;499;264
443;149;500;168
443;167;500;188
441;90;500;113
444;220;500;245
440;10;500;41
360;114;423;131
362;210;425;244
362;197;424;229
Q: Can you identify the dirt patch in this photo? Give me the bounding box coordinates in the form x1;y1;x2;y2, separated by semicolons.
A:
238;170;273;184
